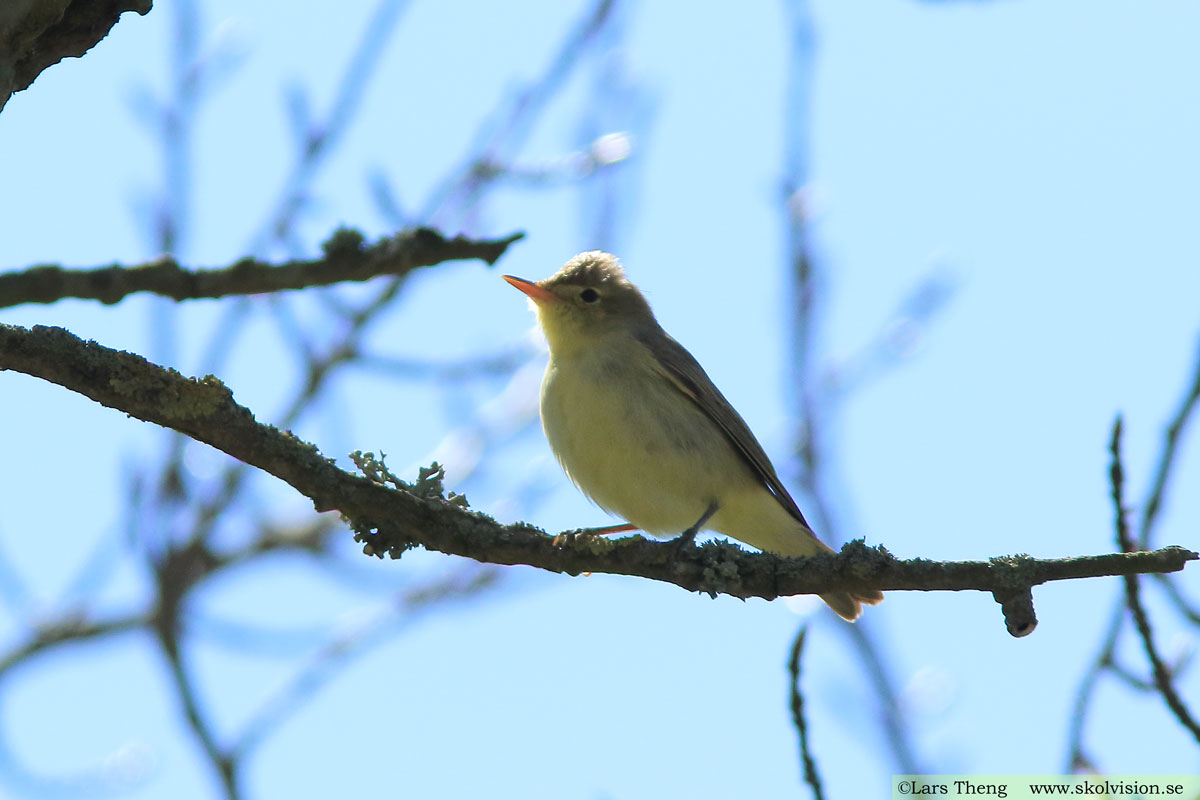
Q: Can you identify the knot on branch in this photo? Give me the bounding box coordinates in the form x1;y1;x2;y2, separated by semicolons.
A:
991;587;1037;637
986;554;1038;637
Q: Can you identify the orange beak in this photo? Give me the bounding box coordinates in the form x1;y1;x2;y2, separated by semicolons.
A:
503;274;559;305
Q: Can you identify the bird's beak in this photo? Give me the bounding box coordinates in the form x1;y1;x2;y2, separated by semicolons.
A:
503;275;559;305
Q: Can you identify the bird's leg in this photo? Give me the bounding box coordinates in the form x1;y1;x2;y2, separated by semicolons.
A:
671;501;718;556
552;522;638;547
581;523;638;536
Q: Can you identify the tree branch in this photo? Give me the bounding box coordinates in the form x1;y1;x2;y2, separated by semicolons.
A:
1;0;152;114
0;227;524;308
0;323;1195;630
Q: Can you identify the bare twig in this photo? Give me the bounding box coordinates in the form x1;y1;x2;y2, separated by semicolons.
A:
356;344;535;382
1109;417;1200;744
1140;336;1200;546
1153;575;1200;626
150;533;242;799
421;0;619;226
1065;604;1122;772
1105;658;1159;692
780;0;922;774
1068;339;1200;771
156;629;240;799
0;614;148;677
248;0;412;252
231;565;502;759
788;628;826;800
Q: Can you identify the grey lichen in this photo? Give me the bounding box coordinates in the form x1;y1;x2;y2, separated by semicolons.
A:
349;453;470;509
350;450;405;491
988;553;1035;591
701;555;745;596
347;514;416;560
107;370;231;421
558;531;632;556
840;539;895;581
411;462;469;508
347;454;472;560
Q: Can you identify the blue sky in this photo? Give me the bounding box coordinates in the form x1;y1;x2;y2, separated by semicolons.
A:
1;1;1198;798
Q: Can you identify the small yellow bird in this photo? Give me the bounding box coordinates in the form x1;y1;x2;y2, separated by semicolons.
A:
504;251;882;621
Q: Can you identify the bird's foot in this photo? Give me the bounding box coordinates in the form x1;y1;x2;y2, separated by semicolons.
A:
669;501;718;560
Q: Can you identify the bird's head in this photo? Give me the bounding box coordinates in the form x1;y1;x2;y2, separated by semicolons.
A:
503;251;655;353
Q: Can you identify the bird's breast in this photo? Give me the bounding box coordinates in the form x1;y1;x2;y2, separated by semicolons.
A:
539;341;755;533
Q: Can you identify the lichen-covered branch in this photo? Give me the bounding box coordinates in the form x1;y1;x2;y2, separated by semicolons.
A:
0;323;1195;614
0;227;524;309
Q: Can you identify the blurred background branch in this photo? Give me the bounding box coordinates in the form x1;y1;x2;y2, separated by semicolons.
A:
1109;417;1200;744
1067;337;1200;772
781;0;924;774
788;627;827;800
1;1;628;796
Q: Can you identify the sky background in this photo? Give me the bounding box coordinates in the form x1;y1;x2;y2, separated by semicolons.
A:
2;1;1199;798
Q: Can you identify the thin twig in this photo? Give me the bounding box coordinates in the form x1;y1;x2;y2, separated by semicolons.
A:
231;566;502;759
1066;334;1200;770
152;538;241;800
1064;600;1123;772
1152;574;1200;626
1104;658;1158;692
780;0;923;772
1139;335;1200;547
248;0;413;253
788;628;826;800
1109;416;1200;744
156;629;240;800
421;0;619;226
355;345;534;381
0;614;148;677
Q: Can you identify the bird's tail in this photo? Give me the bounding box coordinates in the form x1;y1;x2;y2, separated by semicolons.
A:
807;537;883;622
712;493;883;621
755;524;883;621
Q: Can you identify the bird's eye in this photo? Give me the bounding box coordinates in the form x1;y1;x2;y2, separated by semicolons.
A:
579;288;599;303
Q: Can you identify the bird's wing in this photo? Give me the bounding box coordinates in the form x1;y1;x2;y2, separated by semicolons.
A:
634;326;814;530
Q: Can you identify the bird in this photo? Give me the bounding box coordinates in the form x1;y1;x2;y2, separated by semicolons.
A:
503;251;882;620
